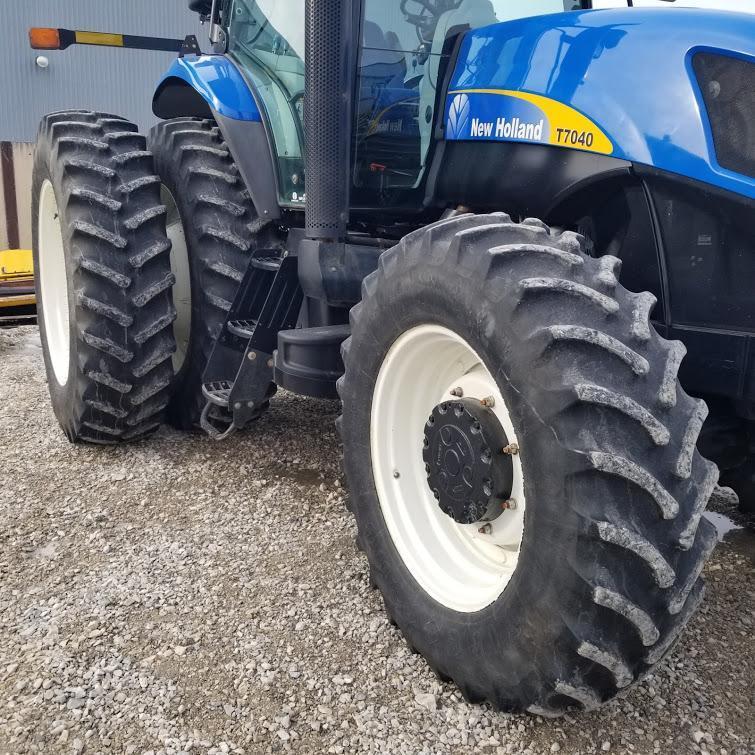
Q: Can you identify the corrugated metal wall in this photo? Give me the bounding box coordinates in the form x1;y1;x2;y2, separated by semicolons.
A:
2;0;204;142
1;1;205;250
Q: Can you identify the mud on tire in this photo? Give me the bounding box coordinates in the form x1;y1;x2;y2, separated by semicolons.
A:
33;111;176;444
338;213;728;715
148;118;279;431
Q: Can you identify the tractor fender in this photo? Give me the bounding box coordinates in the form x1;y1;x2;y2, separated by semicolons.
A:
442;7;755;200
153;56;281;220
153;55;261;122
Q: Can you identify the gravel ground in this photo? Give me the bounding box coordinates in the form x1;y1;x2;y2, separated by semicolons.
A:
0;324;753;755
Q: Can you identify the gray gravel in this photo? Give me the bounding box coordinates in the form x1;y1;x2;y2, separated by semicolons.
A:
0;325;753;755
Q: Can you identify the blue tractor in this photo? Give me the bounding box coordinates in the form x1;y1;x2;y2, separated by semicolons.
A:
31;0;754;714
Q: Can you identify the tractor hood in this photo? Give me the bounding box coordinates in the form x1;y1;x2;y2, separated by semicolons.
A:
444;7;755;199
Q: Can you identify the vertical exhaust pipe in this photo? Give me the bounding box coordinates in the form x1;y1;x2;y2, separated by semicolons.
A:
304;0;354;241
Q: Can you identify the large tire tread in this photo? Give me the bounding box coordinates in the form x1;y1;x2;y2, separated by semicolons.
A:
34;110;176;444
148;117;279;430
338;212;721;715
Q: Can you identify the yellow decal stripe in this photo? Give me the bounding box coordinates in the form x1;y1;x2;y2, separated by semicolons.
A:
449;89;613;156
75;31;124;47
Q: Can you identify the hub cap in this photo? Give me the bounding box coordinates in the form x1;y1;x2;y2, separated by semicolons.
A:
423;398;513;524
371;324;526;613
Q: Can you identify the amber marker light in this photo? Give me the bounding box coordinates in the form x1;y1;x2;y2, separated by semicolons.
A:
28;26;184;54
29;27;62;50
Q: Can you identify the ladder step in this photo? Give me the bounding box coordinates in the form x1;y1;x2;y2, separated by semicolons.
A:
251;255;283;272
227;318;257;338
202;380;234;408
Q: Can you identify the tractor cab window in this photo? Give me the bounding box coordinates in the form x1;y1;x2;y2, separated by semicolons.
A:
227;0;306;206
353;0;579;209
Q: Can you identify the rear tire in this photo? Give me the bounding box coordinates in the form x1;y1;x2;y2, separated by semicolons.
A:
338;213;721;714
148;118;279;431
33;111;176;444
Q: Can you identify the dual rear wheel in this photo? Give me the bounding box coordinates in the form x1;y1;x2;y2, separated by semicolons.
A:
33;112;269;437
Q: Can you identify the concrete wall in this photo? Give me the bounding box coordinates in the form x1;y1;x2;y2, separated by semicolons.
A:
1;0;205;250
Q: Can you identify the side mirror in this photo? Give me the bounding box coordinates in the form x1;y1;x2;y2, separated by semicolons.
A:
191;0;225;50
188;0;213;14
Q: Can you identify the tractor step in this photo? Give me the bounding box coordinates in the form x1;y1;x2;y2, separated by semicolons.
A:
200;251;303;438
227;319;257;339
251;256;282;272
201;380;234;408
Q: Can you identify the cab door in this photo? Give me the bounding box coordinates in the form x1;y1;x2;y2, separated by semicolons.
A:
225;0;306;206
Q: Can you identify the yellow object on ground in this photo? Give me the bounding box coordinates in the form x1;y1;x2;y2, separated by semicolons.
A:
0;249;36;309
0;249;33;278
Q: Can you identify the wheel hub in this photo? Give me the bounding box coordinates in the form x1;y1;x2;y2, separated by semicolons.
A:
422;398;513;524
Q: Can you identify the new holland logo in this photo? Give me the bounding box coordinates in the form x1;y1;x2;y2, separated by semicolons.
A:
446;93;470;140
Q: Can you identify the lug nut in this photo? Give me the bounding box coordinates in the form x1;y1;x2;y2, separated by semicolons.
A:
248;351;257;361
501;498;517;511
502;443;519;455
393;470;400;479
450;387;464;397
480;396;495;408
478;523;492;535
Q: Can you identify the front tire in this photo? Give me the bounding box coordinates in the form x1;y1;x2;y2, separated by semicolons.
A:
338;213;720;714
33;111;176;444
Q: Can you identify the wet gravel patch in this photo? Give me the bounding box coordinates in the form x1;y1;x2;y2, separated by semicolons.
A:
0;325;753;754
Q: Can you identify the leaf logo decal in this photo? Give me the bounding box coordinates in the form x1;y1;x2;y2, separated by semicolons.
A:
447;94;470;139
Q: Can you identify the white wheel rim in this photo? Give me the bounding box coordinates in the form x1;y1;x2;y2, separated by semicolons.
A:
161;186;191;373
37;179;70;386
371;325;526;613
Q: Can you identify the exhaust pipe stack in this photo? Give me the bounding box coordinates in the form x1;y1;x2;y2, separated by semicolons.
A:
304;0;355;242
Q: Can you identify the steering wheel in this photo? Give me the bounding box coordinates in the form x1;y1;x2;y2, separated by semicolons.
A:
400;0;462;46
400;0;439;45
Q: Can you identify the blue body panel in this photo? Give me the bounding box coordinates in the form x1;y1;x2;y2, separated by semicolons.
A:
445;8;755;199
157;55;261;122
